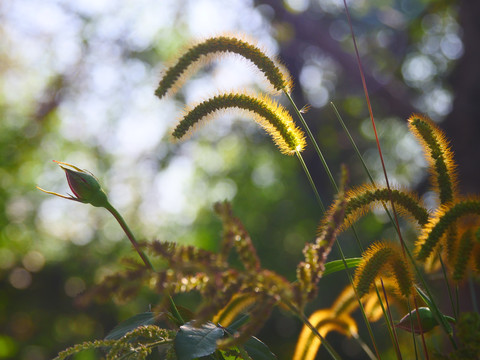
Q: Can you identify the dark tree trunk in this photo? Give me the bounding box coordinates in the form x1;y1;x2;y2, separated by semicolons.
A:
443;0;480;195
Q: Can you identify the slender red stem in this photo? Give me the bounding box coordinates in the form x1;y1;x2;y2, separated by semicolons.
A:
342;1;429;358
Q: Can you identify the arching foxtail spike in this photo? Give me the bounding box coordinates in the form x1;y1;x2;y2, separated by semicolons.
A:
408;114;458;205
172;92;306;155
318;184;429;236
354;242;414;299
156;35;292;98
416;198;480;262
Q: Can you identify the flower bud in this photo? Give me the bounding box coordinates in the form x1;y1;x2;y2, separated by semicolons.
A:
37;161;110;208
395;307;455;334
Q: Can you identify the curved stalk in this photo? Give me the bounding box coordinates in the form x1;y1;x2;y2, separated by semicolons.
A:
104;202;185;325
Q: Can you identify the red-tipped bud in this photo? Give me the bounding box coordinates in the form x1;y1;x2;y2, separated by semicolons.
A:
37;161;110;208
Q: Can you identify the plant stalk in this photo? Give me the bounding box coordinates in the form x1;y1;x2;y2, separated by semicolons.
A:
104;202;185;325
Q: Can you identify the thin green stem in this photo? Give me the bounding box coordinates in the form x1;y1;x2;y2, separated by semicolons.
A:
413;295;430;360
330;103;374;184
287;93;381;359
331;102;404;358
351;332;377;360
334;241;381;360
405;301;419;360
296;151;325;213
438;251;457;319
469;276;479;313
455;285;460;319
380;278;402;360
415;277;457;349
105;202;154;270
342;1;433;354
332;102;456;349
285;92;337;190
104;202;184;325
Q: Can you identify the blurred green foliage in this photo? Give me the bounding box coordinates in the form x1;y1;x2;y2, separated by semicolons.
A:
0;0;475;359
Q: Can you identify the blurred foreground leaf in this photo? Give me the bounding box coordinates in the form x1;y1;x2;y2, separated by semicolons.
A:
105;312;157;340
175;321;224;360
323;258;361;276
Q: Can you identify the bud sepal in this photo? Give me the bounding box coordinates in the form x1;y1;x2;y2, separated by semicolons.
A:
37;160;110;208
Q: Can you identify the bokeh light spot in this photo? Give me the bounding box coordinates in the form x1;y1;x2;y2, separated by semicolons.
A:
9;267;32;289
65;277;87;297
22;251;45;272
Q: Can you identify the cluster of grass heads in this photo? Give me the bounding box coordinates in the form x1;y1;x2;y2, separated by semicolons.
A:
39;7;480;360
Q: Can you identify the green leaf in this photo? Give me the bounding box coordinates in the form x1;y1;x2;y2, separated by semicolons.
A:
243;336;277;360
105;312;156;340
323;258;361;276
226;314;249;331
223;318;276;360
175;321;224;360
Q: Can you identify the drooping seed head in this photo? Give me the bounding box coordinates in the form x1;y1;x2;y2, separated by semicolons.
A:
156;35;292;99
171;92;306;155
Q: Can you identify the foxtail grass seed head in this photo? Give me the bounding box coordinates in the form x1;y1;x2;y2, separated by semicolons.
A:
416;198;480;262
172;93;306;155
453;228;475;281
354;242;414;298
326;184;429;235
37;160;110;208
408;114;458;205
155;35;292;98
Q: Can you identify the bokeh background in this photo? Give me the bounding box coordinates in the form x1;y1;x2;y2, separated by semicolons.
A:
1;0;479;359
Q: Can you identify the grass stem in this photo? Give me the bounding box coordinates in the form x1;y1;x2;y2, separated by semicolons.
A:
287;93;381;359
104;202;185;325
296;151;325;213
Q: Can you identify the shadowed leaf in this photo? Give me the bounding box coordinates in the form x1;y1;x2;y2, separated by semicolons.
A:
175;321;224;360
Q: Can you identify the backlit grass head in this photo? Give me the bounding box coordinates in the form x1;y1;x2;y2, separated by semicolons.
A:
408;114;458;205
415;198;480;262
354;242;414;299
172;92;306;155
155;35;292;98
319;184;429;236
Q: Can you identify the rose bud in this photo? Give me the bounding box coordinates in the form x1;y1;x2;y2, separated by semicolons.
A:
37;160;110;208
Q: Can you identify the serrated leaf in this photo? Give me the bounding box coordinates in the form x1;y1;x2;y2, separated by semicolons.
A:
323;258;361;276
175;321;224;360
105;312;157;340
